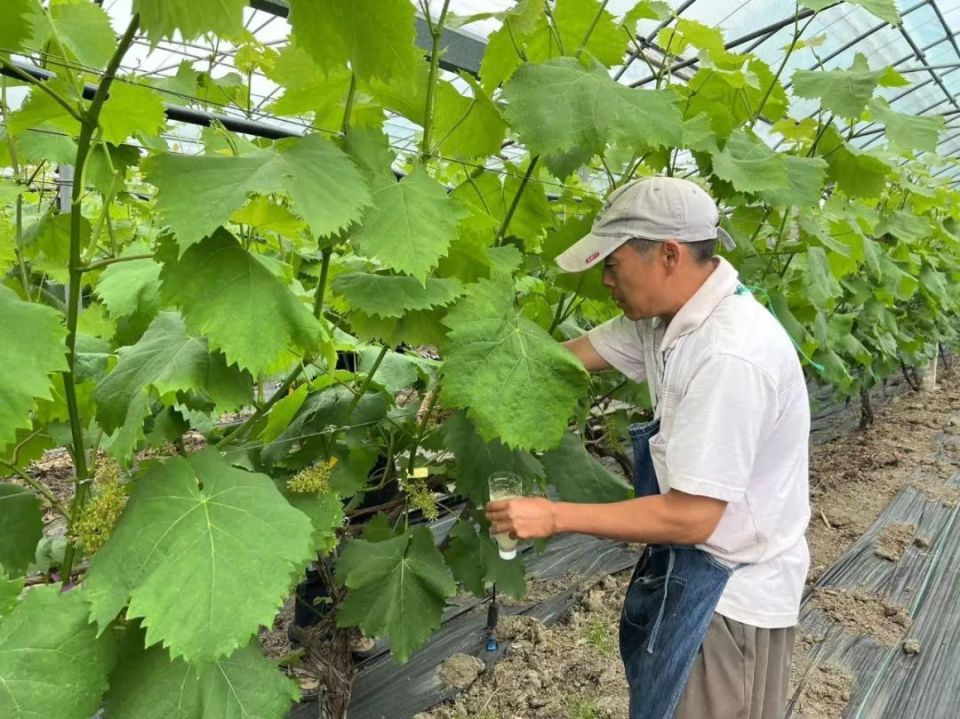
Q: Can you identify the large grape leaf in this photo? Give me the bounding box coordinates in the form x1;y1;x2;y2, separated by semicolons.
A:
350;169;468;281
348;308;450;347
537;0;628;67
31;2;115;70
441;411;545;506
818;128;891;199
478;0;546;91
336;526;456;664
757;155;828;207
0;570;21;620
710;130;789;194
445;519;526;600
540;432;633;503
441;278;589;450
288;0;419;82
0;285;67;448
274;487;345;555
433;77;508;160
0;483;42;576
134;0;247;43
0;586;116;719
159;231;327;376
868;98;944;153
332;272;464;318
0;0;38;54
93;312;252;454
107;625;299;719
792;53;906;119
98;82;167;145
83;449;315;662
144;133;371;252
502;58;682;163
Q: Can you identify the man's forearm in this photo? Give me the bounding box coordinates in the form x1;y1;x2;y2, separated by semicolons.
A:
551;492;726;545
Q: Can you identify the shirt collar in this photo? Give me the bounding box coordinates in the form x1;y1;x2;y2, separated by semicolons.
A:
658;257;740;352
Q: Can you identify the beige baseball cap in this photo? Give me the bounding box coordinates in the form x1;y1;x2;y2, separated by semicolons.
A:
555;176;735;272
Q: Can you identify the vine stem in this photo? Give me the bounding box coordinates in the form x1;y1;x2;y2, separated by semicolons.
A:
405;387;439;478
750;9;815;129
420;0;453;164
81;253;154;272
574;0;611;59
0;460;69;518
60;15;141;583
496;156;540;244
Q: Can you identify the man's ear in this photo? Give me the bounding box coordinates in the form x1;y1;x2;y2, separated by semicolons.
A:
661;240;682;268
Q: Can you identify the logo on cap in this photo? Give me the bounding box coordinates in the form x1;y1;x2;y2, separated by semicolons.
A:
585;251;600;264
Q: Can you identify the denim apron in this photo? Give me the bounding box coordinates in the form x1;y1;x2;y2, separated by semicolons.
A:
620;418;734;719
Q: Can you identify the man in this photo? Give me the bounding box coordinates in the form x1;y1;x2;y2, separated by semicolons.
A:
486;177;811;719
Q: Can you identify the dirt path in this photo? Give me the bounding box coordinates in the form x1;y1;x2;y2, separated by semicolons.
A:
421;370;960;719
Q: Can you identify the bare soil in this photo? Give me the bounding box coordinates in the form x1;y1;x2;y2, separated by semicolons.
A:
873;522;917;562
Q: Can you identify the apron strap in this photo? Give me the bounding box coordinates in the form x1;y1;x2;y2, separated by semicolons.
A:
645;547;676;655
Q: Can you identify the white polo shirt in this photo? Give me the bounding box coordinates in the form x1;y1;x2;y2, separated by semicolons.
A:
587;257;811;628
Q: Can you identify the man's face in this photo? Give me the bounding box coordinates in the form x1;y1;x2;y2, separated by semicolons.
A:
601;241;671;320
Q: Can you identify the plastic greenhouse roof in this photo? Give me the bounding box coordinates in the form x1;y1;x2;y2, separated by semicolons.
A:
9;1;960;183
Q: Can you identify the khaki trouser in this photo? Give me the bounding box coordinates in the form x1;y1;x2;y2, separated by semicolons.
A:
674;613;796;719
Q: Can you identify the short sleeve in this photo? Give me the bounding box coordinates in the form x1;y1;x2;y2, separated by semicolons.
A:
585;316;647;382
664;354;778;503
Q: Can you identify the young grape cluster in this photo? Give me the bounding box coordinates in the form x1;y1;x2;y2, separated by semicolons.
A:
286;457;338;494
68;458;129;555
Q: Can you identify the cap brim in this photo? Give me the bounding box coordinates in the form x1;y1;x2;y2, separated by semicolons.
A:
555;232;629;273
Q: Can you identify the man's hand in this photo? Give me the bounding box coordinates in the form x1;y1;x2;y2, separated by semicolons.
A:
485;497;559;539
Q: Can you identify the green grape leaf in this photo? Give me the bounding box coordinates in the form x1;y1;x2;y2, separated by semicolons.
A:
347;308;449;347
230;196;306;240
0;285;67;448
792;53;900;119
502;58;682;164
434;77;508;160
550;0;628;67
357;347;422;394
99;82;167;144
659;19;738;68
0;571;21;620
262;384;309;444
879;211;929;243
264;45;366;132
540;431;633;502
0;586;116;719
0;0;40;54
34;2;115;70
144;133;371;253
332;272;464;318
282;491;344;555
623;0;672;26
95;253;162;319
107;625;298;719
83;449;315;662
445;520;526;600
6;79;82;137
350;169;469;281
93;312;252;448
868;97;944;153
710;129;789;194
336;526;456;664
877;254;919;301
478;0;545;91
800;0;900;25
159;230;327;376
0;483;43;575
441;278;589;450
818;128;891;199
757;155;828;207
289;0;419;82
441;411;545;506
134;0;247;43
804;247;843;307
